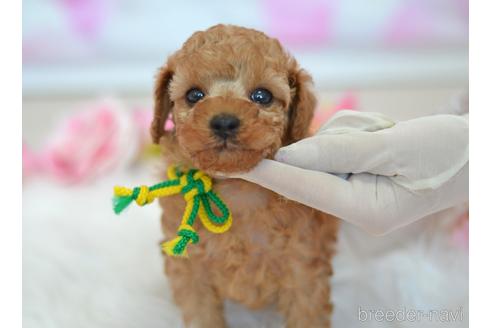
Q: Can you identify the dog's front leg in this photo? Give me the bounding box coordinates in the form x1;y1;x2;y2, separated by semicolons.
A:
165;258;226;328
277;260;334;328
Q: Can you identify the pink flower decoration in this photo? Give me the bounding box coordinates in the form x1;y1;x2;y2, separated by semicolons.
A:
23;100;138;184
47;106;116;182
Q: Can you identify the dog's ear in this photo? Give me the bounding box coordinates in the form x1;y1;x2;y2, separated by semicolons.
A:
285;68;317;144
151;66;174;144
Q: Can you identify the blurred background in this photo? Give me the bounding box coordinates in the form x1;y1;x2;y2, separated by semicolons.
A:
23;0;468;92
23;1;469;327
23;0;468;144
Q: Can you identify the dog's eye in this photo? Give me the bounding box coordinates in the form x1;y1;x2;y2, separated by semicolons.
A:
250;88;273;105
186;88;205;104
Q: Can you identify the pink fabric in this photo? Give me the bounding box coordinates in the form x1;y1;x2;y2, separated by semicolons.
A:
45;105;120;183
59;0;112;40
23;101;137;184
310;92;358;133
263;0;334;47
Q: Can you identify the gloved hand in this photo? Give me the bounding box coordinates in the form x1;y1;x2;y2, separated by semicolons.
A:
233;110;469;235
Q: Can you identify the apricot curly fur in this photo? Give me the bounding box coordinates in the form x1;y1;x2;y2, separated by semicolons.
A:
152;24;339;328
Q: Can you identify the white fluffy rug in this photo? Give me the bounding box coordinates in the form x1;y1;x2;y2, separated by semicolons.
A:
23;167;468;328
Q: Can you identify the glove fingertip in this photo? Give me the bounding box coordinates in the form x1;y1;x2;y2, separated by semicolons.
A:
274;149;287;162
274;147;300;163
274;144;318;168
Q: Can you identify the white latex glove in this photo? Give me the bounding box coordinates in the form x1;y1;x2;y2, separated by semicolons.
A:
234;110;468;235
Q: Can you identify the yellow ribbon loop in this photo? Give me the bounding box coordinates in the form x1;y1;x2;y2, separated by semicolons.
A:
135;185;150;206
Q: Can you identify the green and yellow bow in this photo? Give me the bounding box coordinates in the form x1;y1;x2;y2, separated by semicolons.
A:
113;165;232;257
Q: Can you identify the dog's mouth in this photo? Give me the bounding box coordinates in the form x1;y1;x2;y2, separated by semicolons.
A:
194;141;256;158
187;140;269;173
213;138;242;152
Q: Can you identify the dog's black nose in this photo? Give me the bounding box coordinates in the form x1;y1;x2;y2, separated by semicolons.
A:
210;114;240;139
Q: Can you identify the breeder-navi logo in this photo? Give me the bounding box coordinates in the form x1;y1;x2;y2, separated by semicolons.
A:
358;306;464;323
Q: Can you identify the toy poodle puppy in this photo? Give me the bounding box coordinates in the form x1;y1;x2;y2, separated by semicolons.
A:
151;24;339;328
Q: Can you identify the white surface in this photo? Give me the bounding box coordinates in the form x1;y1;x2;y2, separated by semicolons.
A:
23;166;468;327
